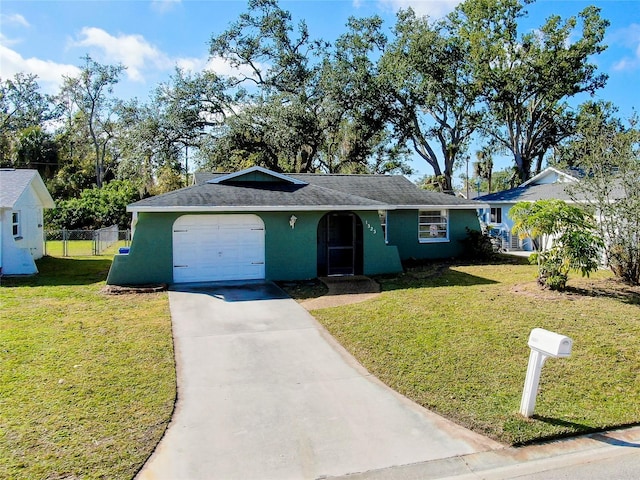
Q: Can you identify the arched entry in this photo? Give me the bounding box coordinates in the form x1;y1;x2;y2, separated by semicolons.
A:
317;212;363;276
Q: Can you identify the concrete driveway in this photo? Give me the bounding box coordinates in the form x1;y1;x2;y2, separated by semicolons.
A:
137;282;501;480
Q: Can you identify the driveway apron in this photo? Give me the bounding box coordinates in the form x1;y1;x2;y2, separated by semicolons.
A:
137;282;501;480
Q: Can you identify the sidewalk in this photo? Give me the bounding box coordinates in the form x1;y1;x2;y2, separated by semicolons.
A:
326;425;640;479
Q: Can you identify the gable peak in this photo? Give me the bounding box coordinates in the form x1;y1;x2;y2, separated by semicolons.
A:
207;166;307;185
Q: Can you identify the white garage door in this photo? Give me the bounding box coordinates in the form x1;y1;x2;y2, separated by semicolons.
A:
172;214;265;283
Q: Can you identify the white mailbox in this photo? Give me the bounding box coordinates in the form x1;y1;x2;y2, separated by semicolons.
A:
520;328;573;417
528;328;572;358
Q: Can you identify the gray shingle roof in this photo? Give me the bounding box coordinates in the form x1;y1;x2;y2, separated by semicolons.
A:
133;170;484;211
130;181;387;209
0;169;54;208
476;180;626;204
476;183;575;203
289;174;482;207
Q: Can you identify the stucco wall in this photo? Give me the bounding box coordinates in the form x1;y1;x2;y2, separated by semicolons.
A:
358;210;403;276
107;212;175;285
262;211;322;280
106;210;403;285
387;208;482;260
0;182;46;275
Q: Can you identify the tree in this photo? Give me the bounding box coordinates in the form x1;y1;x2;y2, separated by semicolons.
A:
46;180;140;230
0;73;53;132
381;8;483;194
206;0;326;172
510;199;603;290
451;0;609;183
59;55;125;188
473;148;494;193
48;111;96;199
155;68;234;178
562;104;640;285
14;126;59;176
203;0;411;175
0;73;56;168
317;16;410;174
416;174;448;192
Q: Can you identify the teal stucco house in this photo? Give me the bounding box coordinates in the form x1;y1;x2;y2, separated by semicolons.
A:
106;167;487;285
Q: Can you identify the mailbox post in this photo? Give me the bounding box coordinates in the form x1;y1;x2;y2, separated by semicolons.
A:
520;328;573;418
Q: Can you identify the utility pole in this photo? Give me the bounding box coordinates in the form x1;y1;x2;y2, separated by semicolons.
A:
466;156;470;199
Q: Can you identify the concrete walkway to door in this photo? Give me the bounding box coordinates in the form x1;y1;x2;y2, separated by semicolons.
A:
136;282;502;480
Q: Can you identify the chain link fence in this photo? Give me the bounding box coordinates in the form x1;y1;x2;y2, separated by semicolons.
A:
44;227;131;257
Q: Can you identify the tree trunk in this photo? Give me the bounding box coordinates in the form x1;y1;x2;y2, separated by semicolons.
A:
514;152;532;184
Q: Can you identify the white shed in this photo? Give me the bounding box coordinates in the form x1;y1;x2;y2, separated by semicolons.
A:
0;169;55;275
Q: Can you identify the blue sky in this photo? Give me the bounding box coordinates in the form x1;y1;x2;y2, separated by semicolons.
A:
1;0;639;179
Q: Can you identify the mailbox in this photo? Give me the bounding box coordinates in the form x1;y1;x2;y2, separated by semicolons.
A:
521;328;573;417
528;328;572;358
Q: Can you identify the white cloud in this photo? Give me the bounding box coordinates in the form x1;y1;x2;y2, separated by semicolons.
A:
0;13;30;47
0;44;80;93
151;0;182;14
611;24;640;72
175;54;262;80
374;0;462;18
174;56;207;73
2;22;264;97
0;32;21;47
205;56;261;79
1;13;30;28
70;27;173;82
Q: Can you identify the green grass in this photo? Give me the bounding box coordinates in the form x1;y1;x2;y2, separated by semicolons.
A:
0;255;176;479
44;240;130;257
311;259;640;445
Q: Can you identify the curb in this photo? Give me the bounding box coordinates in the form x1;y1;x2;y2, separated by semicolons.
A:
325;425;640;480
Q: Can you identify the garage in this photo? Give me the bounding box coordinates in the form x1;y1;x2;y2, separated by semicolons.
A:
172;214;265;283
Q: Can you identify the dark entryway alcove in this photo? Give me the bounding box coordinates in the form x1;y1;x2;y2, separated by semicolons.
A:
317;212;363;276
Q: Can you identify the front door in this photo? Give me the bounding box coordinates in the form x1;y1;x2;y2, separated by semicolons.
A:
317;213;363;276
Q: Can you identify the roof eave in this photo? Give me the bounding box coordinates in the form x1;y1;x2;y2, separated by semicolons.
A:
394;203;489;210
128;202;488;213
520;167;579;187
127;204;391;213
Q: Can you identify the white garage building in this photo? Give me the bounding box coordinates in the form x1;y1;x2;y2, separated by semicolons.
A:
0;169;55;275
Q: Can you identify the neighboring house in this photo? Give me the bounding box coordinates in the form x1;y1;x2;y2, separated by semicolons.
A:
107;166;488;285
0;169;55;275
475;167;582;251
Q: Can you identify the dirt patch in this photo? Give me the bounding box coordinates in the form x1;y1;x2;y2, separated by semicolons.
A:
277;279;327;300
300;292;381;310
102;284;168;295
319;275;380;295
511;278;640;304
282;276;382;310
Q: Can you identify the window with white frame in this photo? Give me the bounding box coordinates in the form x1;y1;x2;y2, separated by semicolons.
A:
418;210;448;242
490;207;502;223
378;210;388;243
12;211;21;238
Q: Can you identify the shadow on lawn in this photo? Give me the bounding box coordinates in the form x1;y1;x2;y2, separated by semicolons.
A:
377;263;499;291
565;284;640;306
533;415;595;432
1;256;112;287
531;416;640;448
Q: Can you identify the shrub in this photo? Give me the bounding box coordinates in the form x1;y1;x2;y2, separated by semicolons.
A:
46;180;140;230
510;200;603;290
459;227;497;260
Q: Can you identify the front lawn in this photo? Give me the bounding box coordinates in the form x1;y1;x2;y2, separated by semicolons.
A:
311;259;640;445
0;256;176;479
